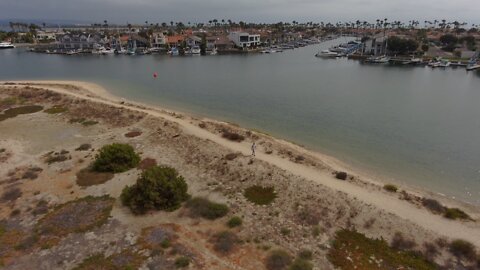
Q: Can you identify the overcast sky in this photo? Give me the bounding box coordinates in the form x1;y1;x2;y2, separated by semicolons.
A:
1;0;479;25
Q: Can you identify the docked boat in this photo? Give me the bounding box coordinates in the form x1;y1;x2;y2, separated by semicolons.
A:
99;48;115;55
0;42;15;49
403;57;423;65
466;62;480;71
365;56;390;63
168;47;179;56
115;48;127;54
315;50;339;58
189;45;201;55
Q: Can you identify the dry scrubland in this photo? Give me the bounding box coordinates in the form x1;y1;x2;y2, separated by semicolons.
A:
0;82;480;270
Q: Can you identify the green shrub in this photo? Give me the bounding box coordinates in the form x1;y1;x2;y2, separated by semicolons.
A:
175;256;190;268
121;166;189;214
265;249;292;270
244;185;277;205
227;216;242;228
297;249;313;260
335;171;348;180
449;239;476;261
444;208;470;220
280;227;291;236
212;231;240;254
44;106;68;114
93;143;140;173
185;197;228;220
421;198;445;214
221;129;244;142
383;184;398;193
82;120;98;126
288;258;313;270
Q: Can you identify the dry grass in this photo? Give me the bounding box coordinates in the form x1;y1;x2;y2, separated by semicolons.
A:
36;196;114;241
244;185;277;205
76;168;114;187
328;229;436;270
137;158;157;171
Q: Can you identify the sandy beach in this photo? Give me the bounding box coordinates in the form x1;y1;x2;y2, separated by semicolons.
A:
1;80;479;269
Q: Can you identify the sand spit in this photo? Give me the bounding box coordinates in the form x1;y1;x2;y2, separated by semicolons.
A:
1;80;479;269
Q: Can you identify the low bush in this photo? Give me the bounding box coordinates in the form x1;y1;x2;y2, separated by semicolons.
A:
227;216;242;228
335;171;347;180
81;120;98;126
75;144;91;151
383;184;398;193
225;153;238;161
280;227;291;236
44;106;68;114
391;232;416;250
449;239;476;261
328;229;437;270
288;258;313;270
266;249;292;270
1;188;22;202
174;256;190;268
212;231;240;254
185;197;229;220
121;166;189;214
244;185;277;205
0;105;43;122
125;131;142;138
93;143;140;173
444;208;470;220
421;198;445;214
297;249;313;261
221;129;245;142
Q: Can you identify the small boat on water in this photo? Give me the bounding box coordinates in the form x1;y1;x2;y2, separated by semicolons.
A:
0;42;15;49
315;50;339;58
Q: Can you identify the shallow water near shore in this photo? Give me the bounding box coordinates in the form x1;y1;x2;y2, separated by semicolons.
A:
1;38;480;205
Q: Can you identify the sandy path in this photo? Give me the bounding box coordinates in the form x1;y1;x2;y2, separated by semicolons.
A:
2;80;480;247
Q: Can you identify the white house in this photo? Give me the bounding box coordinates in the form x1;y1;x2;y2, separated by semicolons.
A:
35;31;56;41
150;32;167;48
228;32;260;48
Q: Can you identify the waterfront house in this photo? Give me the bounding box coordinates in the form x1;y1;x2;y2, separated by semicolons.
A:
186;35;202;47
166;35;185;47
206;35;233;51
228;31;261;48
127;35;149;49
150;32;167;48
362;35;388;56
35;31;56;42
56;33;102;50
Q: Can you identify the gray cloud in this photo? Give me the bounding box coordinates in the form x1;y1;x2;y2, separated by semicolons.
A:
1;0;479;25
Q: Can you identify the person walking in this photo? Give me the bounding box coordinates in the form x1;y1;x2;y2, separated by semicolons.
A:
251;142;256;156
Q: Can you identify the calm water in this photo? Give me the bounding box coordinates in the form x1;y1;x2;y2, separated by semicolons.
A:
1;39;480;205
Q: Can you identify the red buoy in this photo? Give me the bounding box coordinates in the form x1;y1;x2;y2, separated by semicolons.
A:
153;72;158;78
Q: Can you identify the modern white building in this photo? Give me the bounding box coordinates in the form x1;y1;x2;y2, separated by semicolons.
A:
228;32;260;48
